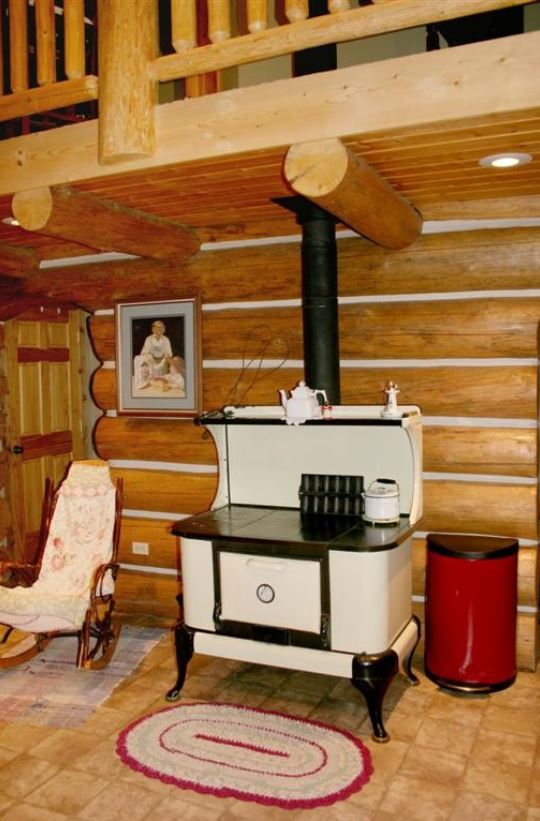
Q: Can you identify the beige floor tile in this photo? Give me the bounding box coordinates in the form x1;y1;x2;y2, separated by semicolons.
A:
149;794;223;819
27;728;103;767
415;716;478;756
482;703;540;736
448;790;528;821
0;804;69;820
427;689;489;727
76;779;163;821
0;754;60;800
375;773;457;820
23;768;109;815
307;697;367;732
213;681;276;707
398;744;468;785
470;728;537;769
0;724;55;753
462;759;533;805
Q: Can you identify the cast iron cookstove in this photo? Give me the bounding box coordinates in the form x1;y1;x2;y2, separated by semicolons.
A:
168;402;423;741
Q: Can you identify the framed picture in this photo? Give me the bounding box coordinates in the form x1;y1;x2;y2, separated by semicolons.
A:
115;298;202;417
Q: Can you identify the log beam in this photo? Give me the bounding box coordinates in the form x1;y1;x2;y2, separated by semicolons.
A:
0;242;39;277
11;186;200;261
284;138;422;249
97;0;157;164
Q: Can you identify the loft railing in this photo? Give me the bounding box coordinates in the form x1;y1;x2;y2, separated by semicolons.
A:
0;0;534;159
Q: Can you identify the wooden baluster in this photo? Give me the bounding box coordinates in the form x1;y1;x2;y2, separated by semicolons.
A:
35;0;57;86
9;0;29;93
207;0;231;44
328;0;351;11
246;0;267;32
171;0;197;51
64;0;85;79
284;0;309;22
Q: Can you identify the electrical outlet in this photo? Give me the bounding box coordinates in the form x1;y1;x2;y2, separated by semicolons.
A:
132;541;150;556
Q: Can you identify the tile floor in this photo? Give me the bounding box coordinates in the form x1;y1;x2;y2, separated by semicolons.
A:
0;619;539;820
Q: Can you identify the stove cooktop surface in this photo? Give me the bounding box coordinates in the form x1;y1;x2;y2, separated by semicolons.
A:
172;504;414;553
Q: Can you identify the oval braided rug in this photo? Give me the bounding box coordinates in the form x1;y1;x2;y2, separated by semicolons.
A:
116;701;373;809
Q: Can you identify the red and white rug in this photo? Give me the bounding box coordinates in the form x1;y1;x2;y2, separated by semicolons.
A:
116;701;373;810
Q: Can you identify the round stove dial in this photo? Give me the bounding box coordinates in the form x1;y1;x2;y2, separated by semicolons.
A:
256;583;275;604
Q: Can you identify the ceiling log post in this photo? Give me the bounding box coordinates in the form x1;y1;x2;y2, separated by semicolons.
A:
11;186;200;261
284;137;422;249
97;0;158;165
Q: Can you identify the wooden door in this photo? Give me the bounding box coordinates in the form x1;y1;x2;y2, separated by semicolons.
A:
5;308;85;562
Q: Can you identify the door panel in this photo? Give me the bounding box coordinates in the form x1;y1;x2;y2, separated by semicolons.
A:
6;309;85;562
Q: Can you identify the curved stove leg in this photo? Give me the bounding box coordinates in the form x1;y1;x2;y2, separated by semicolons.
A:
402;615;421;685
165;622;194;702
352;650;399;743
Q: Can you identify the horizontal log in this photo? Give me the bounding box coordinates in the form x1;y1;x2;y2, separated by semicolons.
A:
423;426;536;478
91;364;537;418
89;295;540;363
0;244;38;278
516;613;537;671
118;516;179;570
337;228;540;297
115;568;180;620
412;537;538;607
422;480;538;541
152;0;533;81
110;467;217;515
94;416;217;464
0;77;98;123
21;227;540;312
284;138;422;249
12;186;200;262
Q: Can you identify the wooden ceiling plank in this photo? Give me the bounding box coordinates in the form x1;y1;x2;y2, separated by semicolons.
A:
11;186;200;261
284;138;422;249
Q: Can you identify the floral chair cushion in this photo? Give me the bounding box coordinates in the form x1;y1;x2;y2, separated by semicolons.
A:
0;461;117;628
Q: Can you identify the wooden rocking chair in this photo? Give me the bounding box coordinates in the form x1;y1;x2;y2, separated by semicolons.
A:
0;460;123;669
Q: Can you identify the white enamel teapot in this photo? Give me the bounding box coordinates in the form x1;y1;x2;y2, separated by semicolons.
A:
279;381;328;425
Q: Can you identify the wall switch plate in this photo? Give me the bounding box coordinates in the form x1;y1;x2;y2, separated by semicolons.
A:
132;541;150;555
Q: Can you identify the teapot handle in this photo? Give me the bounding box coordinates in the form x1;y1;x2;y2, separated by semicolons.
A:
315;389;329;403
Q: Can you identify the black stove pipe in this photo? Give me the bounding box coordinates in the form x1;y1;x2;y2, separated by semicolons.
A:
297;201;341;405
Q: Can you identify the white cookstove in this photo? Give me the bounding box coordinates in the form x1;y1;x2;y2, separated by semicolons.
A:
168;403;423;741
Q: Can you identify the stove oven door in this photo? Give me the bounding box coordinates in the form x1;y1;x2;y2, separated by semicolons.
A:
213;542;330;649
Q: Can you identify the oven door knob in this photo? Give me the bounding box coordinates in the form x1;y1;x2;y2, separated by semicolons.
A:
256;583;275;604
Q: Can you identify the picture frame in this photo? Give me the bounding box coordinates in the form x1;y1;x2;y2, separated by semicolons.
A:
115;298;202;417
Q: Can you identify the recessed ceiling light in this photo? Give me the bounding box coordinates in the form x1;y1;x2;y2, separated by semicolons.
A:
479;152;533;168
1;216;19;226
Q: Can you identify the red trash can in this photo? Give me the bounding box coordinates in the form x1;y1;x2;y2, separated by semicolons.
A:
425;533;518;693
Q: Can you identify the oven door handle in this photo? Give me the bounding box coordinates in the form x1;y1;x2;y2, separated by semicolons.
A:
246;558;286;572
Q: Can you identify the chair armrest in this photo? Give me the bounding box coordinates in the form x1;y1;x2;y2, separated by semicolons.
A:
0;561;40;588
90;561;120;602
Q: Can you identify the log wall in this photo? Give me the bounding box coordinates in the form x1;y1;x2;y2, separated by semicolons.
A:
0;324;10;554
87;226;540;669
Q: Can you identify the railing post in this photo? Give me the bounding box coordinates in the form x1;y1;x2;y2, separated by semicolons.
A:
97;0;158;165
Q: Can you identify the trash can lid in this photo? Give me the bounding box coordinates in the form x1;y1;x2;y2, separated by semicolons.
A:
426;533;518;560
